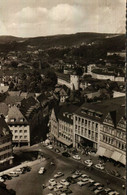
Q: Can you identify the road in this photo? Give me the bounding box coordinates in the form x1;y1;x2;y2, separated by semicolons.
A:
5;144;125;195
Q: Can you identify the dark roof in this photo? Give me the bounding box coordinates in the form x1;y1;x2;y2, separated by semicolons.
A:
7;105;28;125
57;104;78;124
56;72;70;82
0;103;8;116
0;116;12;137
20;96;40;120
74;97;125;123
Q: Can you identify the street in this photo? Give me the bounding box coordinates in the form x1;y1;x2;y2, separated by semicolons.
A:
5;144;125;195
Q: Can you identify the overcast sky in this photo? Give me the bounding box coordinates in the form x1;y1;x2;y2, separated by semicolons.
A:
0;0;126;37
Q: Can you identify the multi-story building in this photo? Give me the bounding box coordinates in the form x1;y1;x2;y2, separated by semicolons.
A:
99;106;126;165
73;97;125;150
6;105;30;147
50;105;77;147
0;115;13;165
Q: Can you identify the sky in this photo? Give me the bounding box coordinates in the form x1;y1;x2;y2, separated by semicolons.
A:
0;0;126;37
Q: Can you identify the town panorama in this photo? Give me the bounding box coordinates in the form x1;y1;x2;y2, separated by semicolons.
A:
0;32;125;195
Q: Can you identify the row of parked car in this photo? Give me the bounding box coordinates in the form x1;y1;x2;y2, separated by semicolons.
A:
0;166;31;182
45;169;120;195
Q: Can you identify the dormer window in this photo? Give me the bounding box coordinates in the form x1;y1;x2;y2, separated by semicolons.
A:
10;118;15;122
20;118;24;122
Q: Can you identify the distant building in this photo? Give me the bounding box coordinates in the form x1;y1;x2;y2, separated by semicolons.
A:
57;73;79;90
6;105;30;147
87;64;96;74
0;115;13;165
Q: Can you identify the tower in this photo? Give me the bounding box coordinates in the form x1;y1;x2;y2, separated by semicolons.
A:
70;74;79;90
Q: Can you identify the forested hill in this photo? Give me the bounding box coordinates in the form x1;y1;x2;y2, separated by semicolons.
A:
0;32;125;52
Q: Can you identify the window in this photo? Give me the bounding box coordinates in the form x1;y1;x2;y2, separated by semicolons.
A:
20;136;22;139
24;136;27;139
15;130;18;133
19;130;22;133
15;136;18;139
88;130;91;135
82;118;84;124
85;120;87;125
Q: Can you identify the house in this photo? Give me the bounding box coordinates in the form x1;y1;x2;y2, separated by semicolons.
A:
6;105;30;147
98;106;126;165
50;104;78;147
0;115;13;165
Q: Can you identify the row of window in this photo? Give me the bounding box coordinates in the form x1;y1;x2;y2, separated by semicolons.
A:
11;129;28;134
75;128;98;141
0;138;11;145
9;124;28;127
0;152;12;160
101;135;126;151
75;117;98;130
103;126;126;140
13;135;28;140
59;133;72;142
0;145;12;153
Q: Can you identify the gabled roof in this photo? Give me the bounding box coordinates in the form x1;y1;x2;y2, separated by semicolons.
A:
7;105;28;124
20;96;40;120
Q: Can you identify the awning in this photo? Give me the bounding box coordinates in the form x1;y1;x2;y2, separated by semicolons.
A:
57;137;72;146
118;154;126;165
97;147;106;156
111;151;122;161
104;149;113;158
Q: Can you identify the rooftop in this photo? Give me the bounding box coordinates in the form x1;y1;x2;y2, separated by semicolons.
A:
74;97;125;123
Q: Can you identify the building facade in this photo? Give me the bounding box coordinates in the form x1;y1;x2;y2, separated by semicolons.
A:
6;105;30;147
57;74;79;90
98;107;126;165
0;115;13;165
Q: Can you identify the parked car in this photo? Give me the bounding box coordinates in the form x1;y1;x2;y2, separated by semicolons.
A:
9;172;19;177
60;179;70;186
72;171;81;179
66;176;77;184
56;183;63;189
77;180;89;186
47;145;53;149
72;155;81;160
55;148;60;153
81;174;89;178
15;168;23;174
48;185;54;190
38;167;45;174
104;188;113;193
61;187;72;194
0;176;4;182
54;172;64;178
1;174;12;180
22;166;31;172
62;152;70;157
84;160;93;167
108;191;120;195
49;179;57;186
95;164;104;170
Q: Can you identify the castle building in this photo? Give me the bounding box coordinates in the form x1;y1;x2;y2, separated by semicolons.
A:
57;73;79;90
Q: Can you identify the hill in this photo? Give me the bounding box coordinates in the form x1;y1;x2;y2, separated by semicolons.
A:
0;32;125;52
